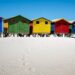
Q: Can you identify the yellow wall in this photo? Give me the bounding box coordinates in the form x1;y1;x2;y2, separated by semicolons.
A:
4;22;8;28
33;18;51;34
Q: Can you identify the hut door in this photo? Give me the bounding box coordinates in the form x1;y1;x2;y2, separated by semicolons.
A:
30;21;33;34
30;26;33;34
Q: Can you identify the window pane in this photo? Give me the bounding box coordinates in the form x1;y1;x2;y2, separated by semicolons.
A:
36;21;39;24
45;21;48;24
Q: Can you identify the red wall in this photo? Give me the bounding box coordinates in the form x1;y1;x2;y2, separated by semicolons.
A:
55;20;69;34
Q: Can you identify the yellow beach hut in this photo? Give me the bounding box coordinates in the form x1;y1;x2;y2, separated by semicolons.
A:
32;17;51;35
3;20;9;37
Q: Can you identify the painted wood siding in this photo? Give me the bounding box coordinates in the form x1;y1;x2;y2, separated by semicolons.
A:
71;24;75;33
18;22;29;34
4;22;8;28
8;23;19;33
8;22;29;34
0;18;3;32
55;24;69;34
51;23;55;32
33;18;51;34
55;19;70;34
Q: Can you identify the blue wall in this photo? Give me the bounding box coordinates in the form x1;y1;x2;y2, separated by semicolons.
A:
0;18;3;32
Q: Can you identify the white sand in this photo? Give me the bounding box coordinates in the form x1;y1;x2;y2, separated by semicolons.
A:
0;37;75;75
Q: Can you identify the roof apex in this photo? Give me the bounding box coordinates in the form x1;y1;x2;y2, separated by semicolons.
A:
32;17;51;22
4;15;31;22
52;18;70;23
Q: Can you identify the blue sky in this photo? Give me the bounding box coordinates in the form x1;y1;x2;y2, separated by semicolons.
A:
0;0;75;20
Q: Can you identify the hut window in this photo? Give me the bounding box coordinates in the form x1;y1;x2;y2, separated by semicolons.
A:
45;21;48;24
11;19;16;23
36;21;39;24
21;20;26;23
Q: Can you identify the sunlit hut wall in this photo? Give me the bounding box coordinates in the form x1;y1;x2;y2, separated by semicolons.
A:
32;17;51;36
4;15;31;36
4;20;8;34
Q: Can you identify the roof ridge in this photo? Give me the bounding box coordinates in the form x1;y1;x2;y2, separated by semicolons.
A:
4;15;31;22
52;18;70;23
32;17;51;22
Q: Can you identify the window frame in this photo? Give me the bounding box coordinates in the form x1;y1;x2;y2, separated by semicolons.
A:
36;21;39;24
45;21;48;24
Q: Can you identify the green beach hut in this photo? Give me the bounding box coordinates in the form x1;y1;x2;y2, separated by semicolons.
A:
5;15;31;36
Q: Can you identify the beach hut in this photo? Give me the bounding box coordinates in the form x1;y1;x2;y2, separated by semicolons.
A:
0;17;3;36
70;21;75;34
3;20;9;37
53;18;70;36
32;17;51;36
51;22;55;34
4;15;31;36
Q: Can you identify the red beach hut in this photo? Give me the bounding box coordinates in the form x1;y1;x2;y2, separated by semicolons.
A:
54;18;70;34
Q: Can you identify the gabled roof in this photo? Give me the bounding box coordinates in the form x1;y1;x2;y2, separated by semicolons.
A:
0;17;4;19
0;17;2;19
70;21;75;24
52;18;61;22
32;17;52;22
69;20;73;23
4;15;31;23
52;18;70;23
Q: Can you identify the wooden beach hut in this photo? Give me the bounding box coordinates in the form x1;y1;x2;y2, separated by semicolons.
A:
32;17;51;36
4;15;31;36
53;18;70;36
